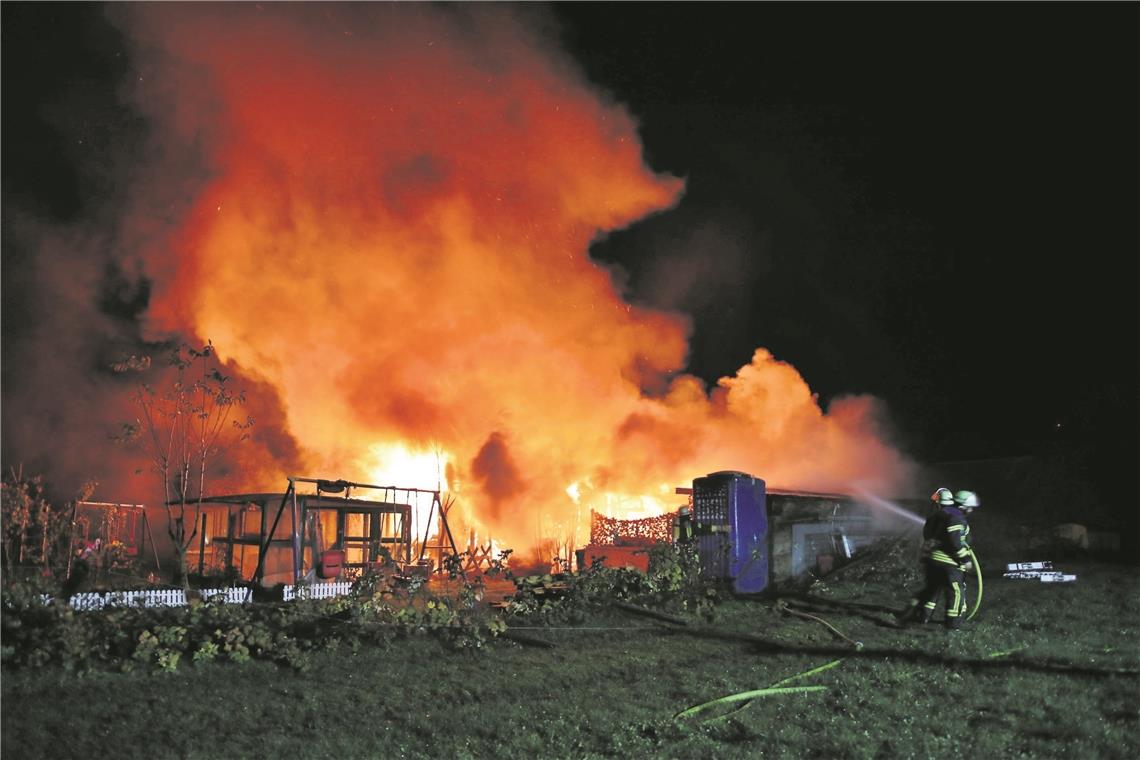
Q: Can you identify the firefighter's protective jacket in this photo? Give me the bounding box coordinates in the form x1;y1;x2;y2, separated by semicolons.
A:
673;510;694;544
923;506;972;568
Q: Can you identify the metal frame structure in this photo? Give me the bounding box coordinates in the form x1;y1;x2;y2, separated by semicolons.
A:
196;476;459;587
67;501;161;577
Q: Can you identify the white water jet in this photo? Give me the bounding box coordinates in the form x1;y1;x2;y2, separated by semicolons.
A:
852;487;925;526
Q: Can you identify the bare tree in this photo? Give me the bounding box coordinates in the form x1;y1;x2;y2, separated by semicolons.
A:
117;342;252;590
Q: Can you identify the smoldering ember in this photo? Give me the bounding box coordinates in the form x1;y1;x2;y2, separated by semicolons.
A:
2;3;1137;759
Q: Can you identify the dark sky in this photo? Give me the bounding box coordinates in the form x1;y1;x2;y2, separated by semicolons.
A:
552;2;1139;470
2;3;1137;500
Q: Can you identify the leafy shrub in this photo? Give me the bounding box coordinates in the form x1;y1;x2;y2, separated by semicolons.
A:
505;541;719;624
1;469;82;580
1;564;510;673
0;540;714;674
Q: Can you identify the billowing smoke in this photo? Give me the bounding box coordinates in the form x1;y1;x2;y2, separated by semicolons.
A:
1;213;143;501
4;3;913;556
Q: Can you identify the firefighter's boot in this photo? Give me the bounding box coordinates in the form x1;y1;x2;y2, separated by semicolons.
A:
912;600;936;625
895;601;932;627
893;603;919;626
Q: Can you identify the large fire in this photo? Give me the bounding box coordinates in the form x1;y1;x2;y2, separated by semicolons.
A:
68;4;910;557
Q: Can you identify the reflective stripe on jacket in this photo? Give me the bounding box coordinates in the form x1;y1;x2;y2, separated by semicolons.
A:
923;506;971;567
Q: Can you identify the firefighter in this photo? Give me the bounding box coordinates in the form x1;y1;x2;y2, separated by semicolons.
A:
896;487;976;630
949;490;981;620
673;505;694;545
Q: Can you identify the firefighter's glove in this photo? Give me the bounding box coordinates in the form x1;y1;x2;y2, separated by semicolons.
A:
960;561;974;573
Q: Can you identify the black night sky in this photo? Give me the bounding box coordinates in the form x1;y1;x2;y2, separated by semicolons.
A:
553;3;1138;505
3;3;1137;525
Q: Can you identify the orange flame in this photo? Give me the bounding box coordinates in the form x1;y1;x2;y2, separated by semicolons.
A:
118;4;911;553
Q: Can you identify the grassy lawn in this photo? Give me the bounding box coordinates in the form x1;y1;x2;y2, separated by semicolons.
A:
4;539;1138;758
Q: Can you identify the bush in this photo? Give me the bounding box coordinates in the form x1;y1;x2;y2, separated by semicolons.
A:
1;469;77;580
0;541;715;673
505;541;719;624
1;565;511;674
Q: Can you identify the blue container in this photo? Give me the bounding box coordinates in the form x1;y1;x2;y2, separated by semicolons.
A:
692;471;768;593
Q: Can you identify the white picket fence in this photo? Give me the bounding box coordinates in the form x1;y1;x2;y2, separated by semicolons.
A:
49;582;355;611
283;581;353;601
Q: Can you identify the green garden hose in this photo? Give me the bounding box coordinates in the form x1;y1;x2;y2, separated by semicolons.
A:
966;548;982;621
675;660;842;720
673;686;827;720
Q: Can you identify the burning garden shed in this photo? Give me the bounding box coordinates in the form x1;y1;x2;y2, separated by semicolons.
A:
184;477;456;587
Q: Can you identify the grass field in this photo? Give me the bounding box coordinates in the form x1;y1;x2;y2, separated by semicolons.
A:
3;521;1138;759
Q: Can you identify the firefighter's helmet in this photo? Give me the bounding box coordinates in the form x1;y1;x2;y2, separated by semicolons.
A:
931;487;954;506
953;490;980;509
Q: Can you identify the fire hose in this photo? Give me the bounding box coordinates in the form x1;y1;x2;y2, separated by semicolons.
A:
675;659;842;720
775;600;864;650
966;547;983;621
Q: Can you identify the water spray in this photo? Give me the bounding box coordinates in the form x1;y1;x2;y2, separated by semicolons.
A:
852;488;925;526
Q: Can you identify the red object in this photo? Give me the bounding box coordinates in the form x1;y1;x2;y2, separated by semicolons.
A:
581;544;650;573
318;549;345;579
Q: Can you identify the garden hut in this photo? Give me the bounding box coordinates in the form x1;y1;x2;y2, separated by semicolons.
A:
187;477;457;587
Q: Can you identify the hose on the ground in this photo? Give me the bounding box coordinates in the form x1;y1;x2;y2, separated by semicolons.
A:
966;547;983;621
693;658;845;723
776;599;863;650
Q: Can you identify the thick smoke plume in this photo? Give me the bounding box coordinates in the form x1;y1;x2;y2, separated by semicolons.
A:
6;4;912;555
